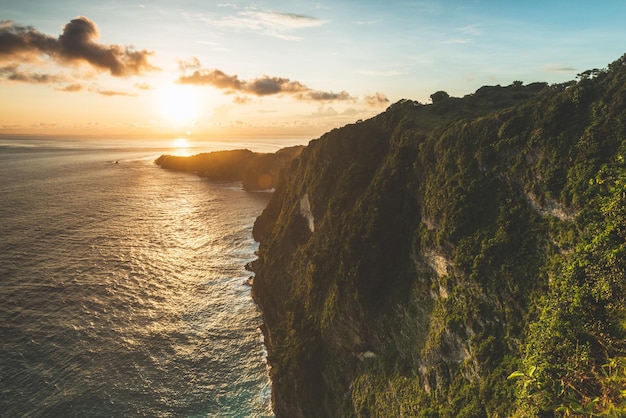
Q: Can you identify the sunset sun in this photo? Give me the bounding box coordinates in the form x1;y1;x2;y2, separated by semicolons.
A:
157;84;200;125
173;137;189;148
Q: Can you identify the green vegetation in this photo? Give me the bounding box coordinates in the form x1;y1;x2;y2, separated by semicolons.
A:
251;54;626;417
155;145;303;190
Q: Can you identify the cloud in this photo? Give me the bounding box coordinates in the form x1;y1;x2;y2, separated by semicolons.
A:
0;17;159;77
178;57;201;72
0;21;56;62
56;83;83;92
441;24;481;45
97;89;137;97
134;82;152;90
543;64;577;73
0;64;65;83
302;90;352;101
179;68;242;90
306;106;361;119
255;11;323;30
188;9;325;40
310;106;338;118
458;25;482;36
364;92;389;107
233;95;251;104
178;67;354;102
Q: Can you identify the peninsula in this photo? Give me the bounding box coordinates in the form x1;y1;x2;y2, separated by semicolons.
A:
155;146;304;191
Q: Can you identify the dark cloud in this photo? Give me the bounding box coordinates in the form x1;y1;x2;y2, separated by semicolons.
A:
247;76;307;96
1;64;19;75
9;71;63;83
0;20;55;59
179;69;243;90
178;68;354;102
301;90;352;101
0;17;158;77
364;92;389;107
0;64;65;83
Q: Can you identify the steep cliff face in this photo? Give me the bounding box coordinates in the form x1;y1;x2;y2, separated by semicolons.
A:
252;55;626;417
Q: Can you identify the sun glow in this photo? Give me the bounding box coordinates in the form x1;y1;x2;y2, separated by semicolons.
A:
157;84;200;125
171;136;192;156
173;137;189;148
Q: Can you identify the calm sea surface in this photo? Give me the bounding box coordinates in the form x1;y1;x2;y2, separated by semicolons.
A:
0;137;304;417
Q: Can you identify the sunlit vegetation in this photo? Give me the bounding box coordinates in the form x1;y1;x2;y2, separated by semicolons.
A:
251;54;626;417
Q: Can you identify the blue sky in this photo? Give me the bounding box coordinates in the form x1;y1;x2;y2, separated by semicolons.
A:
1;0;626;138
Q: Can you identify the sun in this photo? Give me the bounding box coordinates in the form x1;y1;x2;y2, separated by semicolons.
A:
157;84;200;125
170;137;192;156
173;137;189;148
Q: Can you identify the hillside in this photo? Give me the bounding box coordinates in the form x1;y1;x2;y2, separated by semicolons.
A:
251;55;626;417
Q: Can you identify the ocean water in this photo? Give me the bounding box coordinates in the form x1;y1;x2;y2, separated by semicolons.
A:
0;137;302;417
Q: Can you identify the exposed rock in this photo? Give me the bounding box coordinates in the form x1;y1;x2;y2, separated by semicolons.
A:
299;193;315;232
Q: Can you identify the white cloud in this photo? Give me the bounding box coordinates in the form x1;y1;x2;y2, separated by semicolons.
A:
189;8;326;41
458;24;482;36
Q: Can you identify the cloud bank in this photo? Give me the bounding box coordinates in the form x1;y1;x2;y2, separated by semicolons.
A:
178;66;354;102
0;17;158;77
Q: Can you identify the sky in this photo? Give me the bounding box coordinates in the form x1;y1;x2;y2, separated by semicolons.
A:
1;0;626;140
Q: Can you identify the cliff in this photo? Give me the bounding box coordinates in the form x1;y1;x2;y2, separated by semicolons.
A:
252;55;626;417
155;146;304;190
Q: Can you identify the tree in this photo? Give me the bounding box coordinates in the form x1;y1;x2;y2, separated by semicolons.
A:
430;90;450;104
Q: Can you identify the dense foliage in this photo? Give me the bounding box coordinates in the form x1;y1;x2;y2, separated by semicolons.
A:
252;54;626;417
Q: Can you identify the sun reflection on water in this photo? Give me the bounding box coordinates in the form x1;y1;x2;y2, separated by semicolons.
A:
171;137;192;156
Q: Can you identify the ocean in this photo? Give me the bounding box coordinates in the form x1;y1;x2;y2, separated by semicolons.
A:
0;136;305;417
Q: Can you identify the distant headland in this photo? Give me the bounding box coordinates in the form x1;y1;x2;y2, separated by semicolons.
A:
155;145;304;191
